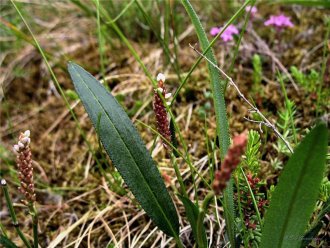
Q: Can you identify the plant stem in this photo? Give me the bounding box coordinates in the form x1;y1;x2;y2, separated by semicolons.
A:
28;204;38;248
171;154;188;198
1;179;32;248
196;191;214;248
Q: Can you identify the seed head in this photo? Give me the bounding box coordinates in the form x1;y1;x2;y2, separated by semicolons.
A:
213;132;248;194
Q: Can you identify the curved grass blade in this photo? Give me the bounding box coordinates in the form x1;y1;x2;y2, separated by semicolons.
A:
180;0;233;245
68;62;179;237
260;124;328;248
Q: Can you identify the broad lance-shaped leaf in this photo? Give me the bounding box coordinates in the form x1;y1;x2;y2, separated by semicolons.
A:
261;124;328;248
68;62;179;237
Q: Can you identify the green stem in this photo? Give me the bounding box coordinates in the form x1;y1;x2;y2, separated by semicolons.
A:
196;191;214;248
1;179;32;248
28;204;38;248
171;154;188;198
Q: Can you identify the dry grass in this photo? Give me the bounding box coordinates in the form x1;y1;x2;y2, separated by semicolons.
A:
1;1;329;247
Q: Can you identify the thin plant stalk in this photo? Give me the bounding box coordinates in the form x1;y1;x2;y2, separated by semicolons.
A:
1;179;32;248
196;191;214;248
171;153;188;198
95;0;106;82
225;0;256;89
28;204;38;248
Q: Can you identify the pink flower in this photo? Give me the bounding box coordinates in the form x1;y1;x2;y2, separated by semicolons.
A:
220;24;239;42
210;24;239;42
210;27;220;36
245;5;257;16
264;14;294;28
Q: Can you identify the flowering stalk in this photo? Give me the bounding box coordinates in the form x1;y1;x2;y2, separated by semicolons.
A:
213;132;248;194
1;179;32;248
13;130;38;248
153;73;172;149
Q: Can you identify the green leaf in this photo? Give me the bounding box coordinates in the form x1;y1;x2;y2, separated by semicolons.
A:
178;195;207;248
181;0;230;159
180;0;234;245
260;124;328;248
68;62;179;237
0;235;18;248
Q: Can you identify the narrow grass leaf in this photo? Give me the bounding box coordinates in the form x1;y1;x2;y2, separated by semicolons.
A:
181;0;233;245
260;124;328;248
68;62;179;237
0;235;18;248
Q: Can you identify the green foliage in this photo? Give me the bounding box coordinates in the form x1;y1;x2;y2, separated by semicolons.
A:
252;54;262;87
178;195;207;248
319;177;330;202
243;130;261;174
65;89;79;101
273;99;297;160
270;99;297;170
261;124;328;248
290;66;320;93
68;62;179;238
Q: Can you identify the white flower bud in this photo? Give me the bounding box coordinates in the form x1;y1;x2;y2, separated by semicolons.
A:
21;137;30;144
157;87;164;93
165;93;172;99
18;142;25;148
13;145;20;152
24;130;30;137
156;73;166;82
166;101;171;106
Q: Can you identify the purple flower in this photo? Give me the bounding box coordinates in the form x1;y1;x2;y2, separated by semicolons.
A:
210;24;239;42
245;5;257;16
210;27;220;36
220;24;239;42
264;14;294;28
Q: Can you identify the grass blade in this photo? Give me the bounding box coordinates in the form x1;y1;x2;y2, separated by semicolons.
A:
260;124;328;248
181;0;230;159
180;0;233;245
67;62;179;238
